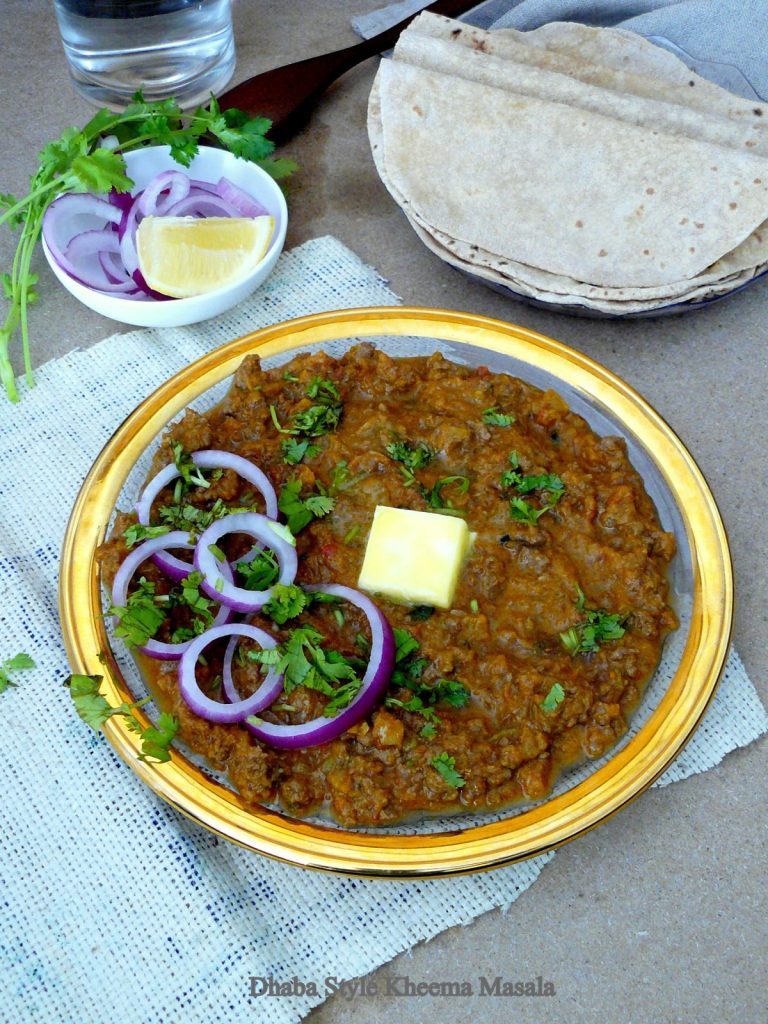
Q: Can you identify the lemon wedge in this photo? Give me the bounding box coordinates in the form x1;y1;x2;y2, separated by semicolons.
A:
136;215;274;298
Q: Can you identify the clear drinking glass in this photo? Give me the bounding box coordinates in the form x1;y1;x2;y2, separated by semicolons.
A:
52;0;236;109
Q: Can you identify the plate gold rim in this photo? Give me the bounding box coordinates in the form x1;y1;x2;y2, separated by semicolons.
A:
59;306;733;877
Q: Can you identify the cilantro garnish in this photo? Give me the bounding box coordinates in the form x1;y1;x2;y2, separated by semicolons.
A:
420;475;469;518
385;628;470;728
0;652;35;694
482;406;515;427
262;583;309;625
278;478;335;534
270;376;343;455
560;588;626;655
501;451;564;525
540;682;565;712
385;437;437;487
247;626;363;717
108;576;167;649
430;752;466;789
281;438;321;465
65;673;178;763
236;547;281;591
0;92;296;404
123;522;171;548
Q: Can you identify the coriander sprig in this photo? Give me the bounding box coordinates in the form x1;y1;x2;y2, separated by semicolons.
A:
0;92;297;404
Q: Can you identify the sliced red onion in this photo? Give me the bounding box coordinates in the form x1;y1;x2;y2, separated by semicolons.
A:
131;267;172;301
118;193;143;275
135;449;280;579
179;623;284;724
110;531;234;661
164;194;241;218
42;193;124;288
214;176;269;218
246;584;395;750
194;512;297;612
107;188;133;215
137;170;190;216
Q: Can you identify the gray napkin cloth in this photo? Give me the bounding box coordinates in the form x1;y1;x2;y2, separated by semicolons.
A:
353;0;767;101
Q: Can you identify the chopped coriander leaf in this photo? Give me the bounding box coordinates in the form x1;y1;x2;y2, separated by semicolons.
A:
470;599;479;614
0;651;35;694
282;371;299;382
385;437;437;487
236;547;281;591
306;376;340;401
262;583;309;625
292;401;342;437
482;406;515;427
65;673;178;762
322;678;363;717
108;576;167;648
393;627;421;664
560;590;626;655
171;441;211;496
208;542;226;562
269;404;291;434
408;605;435;622
420;722;438;740
281;437;321;465
278;478;335;534
333;607;345;628
176;570;215;626
386;694;438;721
430;752;465;789
123;523;171;548
540;682;565;712
433;679;471;708
137;712;179;763
421;475;470;517
248;626;361;714
158;497;245;537
343;525;360;545
508;497;549;525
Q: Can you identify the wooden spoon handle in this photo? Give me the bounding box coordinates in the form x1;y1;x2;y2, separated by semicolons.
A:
217;0;482;141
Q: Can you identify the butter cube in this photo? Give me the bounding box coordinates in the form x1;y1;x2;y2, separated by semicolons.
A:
357;506;471;608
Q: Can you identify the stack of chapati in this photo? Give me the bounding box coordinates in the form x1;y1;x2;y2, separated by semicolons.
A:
368;13;768;315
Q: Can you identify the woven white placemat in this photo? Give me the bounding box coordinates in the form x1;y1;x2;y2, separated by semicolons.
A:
1;235;765;1024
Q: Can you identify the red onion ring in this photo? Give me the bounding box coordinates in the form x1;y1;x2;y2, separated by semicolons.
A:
179;623;284;724
135;449;280;580
137;170;190;216
246;584;395;750
215;176;270;218
110;531;234;661
194;512;297;612
164;194;241;218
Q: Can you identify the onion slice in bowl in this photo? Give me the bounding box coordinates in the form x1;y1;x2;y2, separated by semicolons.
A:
135;449;279;580
179;623;284;724
110;531;234;661
194;511;298;612
245;584;395;750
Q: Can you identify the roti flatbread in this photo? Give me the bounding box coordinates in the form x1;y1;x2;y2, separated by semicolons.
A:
375;58;768;288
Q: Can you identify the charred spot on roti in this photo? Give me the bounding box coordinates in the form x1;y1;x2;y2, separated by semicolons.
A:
412;104;423;116
451;27;460;36
689;80;695;87
755;178;763;184
680;217;689;225
689;246;696;252
643;249;650;255
575;219;583;228
729;202;738;209
755;108;764;116
598;249;608;257
645;187;655;194
695;222;705;229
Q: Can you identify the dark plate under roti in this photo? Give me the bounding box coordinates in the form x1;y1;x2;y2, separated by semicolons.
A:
59;308;732;876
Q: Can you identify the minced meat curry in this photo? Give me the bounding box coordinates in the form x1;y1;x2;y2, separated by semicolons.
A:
99;344;677;827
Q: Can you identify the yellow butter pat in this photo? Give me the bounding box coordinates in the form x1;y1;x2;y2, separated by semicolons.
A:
357;506;472;608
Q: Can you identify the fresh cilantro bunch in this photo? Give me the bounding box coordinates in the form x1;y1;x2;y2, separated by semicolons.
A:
0;92;297;404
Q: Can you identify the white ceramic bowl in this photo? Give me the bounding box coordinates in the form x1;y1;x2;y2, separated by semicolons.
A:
41;145;288;328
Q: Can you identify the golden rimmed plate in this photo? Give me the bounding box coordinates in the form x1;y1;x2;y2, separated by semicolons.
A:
59;307;732;877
